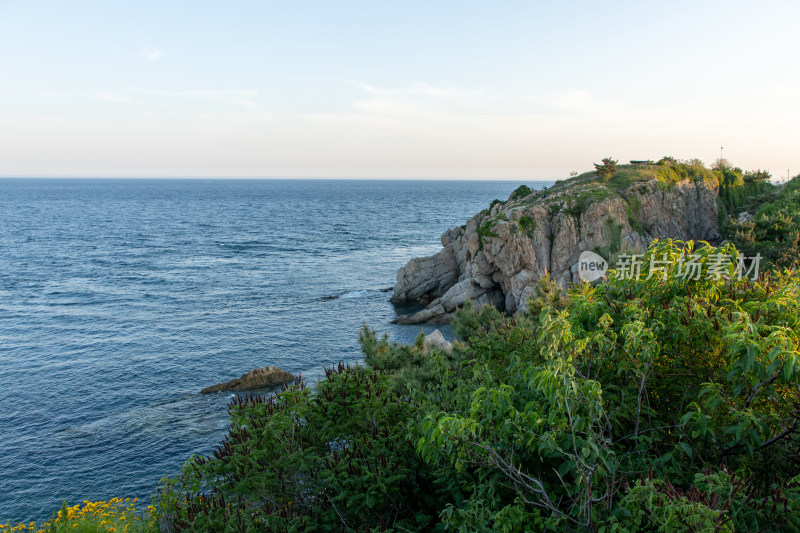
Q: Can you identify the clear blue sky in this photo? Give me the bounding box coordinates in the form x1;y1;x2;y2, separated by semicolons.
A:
1;1;797;179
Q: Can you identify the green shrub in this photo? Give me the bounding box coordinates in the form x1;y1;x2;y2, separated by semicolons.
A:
518;215;537;237
414;240;800;531
723;175;800;269
625;196;645;234
155;240;800;532
594;157;618;180
477;219;500;248
156;365;445;532
510;184;532;201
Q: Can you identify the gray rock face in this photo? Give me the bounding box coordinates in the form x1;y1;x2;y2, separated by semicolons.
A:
390;243;459;304
423;329;453;353
627;179;721;241
392;177;720;323
201;366;296;394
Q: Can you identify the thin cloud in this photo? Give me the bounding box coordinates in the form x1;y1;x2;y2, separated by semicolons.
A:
138;47;164;62
347;80;490;101
126;88;259;108
352;97;439;116
347;80;496;117
528;88;594;112
127;88;257;98
550;89;592;110
95;92;132;103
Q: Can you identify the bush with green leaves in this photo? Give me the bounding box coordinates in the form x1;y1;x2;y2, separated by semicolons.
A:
724;175;800;269
477;219;500;248
518;215;537;237
510;185;532;201
412;240;800;531
156;240;800;531
156;363;446;532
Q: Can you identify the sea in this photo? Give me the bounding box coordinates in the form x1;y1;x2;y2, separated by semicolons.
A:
0;178;552;523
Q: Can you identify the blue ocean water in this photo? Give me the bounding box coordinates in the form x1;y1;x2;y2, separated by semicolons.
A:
0;178;552;523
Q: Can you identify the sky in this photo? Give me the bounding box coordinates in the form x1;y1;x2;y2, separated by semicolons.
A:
0;1;798;179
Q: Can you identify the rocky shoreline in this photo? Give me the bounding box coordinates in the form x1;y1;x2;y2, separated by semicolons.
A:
392;171;721;324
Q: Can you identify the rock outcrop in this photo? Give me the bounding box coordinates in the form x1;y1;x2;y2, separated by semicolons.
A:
392;173;721;324
423;329;453;353
201;366;296;394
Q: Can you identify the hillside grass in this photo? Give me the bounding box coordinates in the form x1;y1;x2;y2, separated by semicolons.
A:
508;160;719;215
500;160;718;238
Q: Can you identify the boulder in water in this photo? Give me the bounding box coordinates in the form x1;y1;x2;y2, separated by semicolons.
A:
201;366;296;394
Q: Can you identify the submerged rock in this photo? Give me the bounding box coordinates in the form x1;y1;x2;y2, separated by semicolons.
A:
201;366;296;394
392;173;721;324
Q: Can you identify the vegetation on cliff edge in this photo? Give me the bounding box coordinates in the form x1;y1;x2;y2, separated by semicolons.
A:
153;240;800;532
8;159;800;532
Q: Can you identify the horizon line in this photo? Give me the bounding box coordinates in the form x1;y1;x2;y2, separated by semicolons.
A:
0;175;560;181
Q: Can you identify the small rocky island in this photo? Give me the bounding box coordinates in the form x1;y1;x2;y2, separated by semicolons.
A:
201;366;297;394
392;161;722;323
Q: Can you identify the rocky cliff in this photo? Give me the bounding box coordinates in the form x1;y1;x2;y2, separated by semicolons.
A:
392;166;721;323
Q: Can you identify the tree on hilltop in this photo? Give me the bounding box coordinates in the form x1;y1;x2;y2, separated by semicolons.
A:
713;157;732;171
594;157;617;180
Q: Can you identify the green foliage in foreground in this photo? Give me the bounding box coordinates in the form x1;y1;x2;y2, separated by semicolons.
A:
723;174;800;269
156;363;445;531
157;240;800;532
